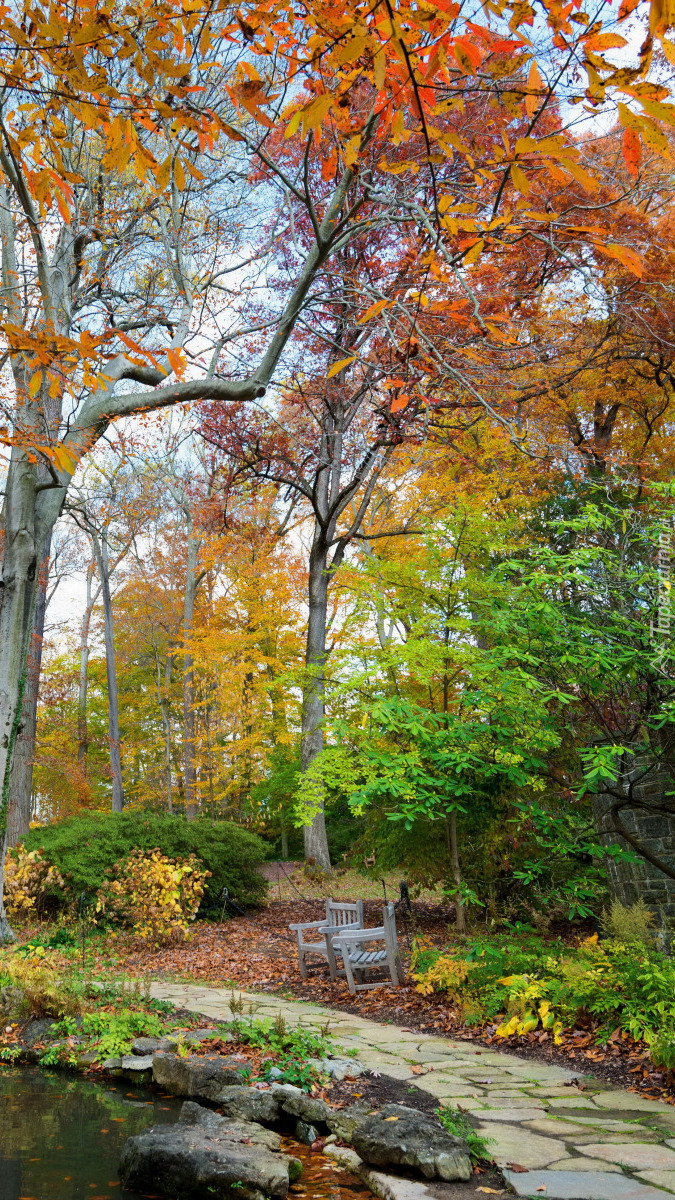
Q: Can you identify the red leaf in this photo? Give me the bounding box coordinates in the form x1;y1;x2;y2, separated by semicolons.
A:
622;128;641;178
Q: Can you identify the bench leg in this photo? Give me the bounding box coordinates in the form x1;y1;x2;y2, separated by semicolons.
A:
296;933;308;980
342;952;358;995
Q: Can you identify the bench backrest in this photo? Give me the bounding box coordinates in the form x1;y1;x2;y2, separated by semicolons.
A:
325;898;364;927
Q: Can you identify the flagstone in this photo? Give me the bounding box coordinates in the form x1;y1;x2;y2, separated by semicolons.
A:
548;1157;622;1171
503;1168;669;1199
592;1091;673;1113
582;1143;675;1170
547;1096;601;1110
409;1075;483;1097
524;1118;606;1138
636;1171;675;1192
475;1123;568;1168
476;1107;548;1122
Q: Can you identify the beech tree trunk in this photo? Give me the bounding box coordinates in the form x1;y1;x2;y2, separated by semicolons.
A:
94;531;123;812
5;536;50;847
0;449;45;940
183;528;199;821
301;541;331;868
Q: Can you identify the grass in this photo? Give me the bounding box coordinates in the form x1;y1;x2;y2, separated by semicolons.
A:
267;865;445;904
437;1105;494;1162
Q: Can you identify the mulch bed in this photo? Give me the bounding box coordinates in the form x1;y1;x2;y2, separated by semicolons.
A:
98;899;675;1107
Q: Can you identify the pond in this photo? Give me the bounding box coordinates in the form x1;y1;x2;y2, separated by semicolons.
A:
0;1066;371;1200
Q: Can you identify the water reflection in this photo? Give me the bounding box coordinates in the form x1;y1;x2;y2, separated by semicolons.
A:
0;1064;182;1200
0;1066;375;1200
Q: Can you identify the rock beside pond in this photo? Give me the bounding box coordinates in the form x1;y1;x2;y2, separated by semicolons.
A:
270;1083;330;1125
326;1103;375;1142
131;1035;175;1054
103;1054;154;1080
350;1104;472;1182
119;1100;302;1200
152;1051;247;1097
215;1085;281;1124
21;1018;59;1046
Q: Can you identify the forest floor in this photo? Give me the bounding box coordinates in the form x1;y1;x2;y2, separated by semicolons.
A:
83;898;675;1108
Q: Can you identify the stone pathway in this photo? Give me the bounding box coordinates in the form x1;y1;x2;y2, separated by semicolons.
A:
151;981;675;1199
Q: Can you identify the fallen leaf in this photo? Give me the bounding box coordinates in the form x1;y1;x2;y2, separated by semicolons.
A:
476;1190;503;1195
411;1065;425;1075
506;1163;529;1172
383;1116;399;1121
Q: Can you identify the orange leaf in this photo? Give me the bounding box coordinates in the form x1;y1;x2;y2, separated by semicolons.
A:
391;394;410;412
599;242;643;277
358;298;388;323
622;128;641;177
463;238;484;265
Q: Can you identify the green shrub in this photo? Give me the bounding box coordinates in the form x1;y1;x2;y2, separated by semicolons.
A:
411;931;675;1062
22;812;268;913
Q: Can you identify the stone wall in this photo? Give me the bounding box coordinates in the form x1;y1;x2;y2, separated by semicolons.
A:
592;755;675;946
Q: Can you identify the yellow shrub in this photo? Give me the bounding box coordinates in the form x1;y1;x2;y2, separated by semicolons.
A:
4;949;82;1017
412;953;471;998
4;846;65;917
96;848;209;945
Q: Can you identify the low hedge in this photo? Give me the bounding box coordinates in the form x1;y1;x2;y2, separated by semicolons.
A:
23;811;268;913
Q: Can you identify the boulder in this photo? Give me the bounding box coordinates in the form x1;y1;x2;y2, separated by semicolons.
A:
295;1119;318;1145
21;1018;59;1046
132;1036;175;1055
119;1100;301;1200
317;1057;365;1081
215;1086;281;1125
152;1051;247;1098
102;1054;154;1081
270;1083;330;1126
350;1104;471;1182
327;1103;375;1143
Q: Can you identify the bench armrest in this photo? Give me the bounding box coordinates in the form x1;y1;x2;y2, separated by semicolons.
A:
289;919;328;933
334;927;386;944
318;921;363;937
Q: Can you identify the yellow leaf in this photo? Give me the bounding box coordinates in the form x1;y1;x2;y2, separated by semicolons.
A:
28;371;42;397
52;444;77;475
510;164;530;194
327;354;357;378
174;157;186;191
335;35;367;65
302;94;334;133
526;60;542;118
285;110;301;139
373;47;386;91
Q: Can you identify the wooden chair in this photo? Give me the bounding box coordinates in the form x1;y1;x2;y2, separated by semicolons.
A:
289;899;364;980
333;902;405;994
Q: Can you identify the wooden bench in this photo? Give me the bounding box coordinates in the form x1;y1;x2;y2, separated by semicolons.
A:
289;899;364;980
333;901;405;994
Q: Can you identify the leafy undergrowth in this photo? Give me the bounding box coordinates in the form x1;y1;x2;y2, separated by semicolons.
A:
11;900;675;1104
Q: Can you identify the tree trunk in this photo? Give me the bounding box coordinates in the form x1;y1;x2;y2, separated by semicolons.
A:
445;812;466;934
6;536;51;846
0;451;42;939
95;532;123;812
183;529;199;821
156;651;173;814
301;543;331;868
77;558;97;768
